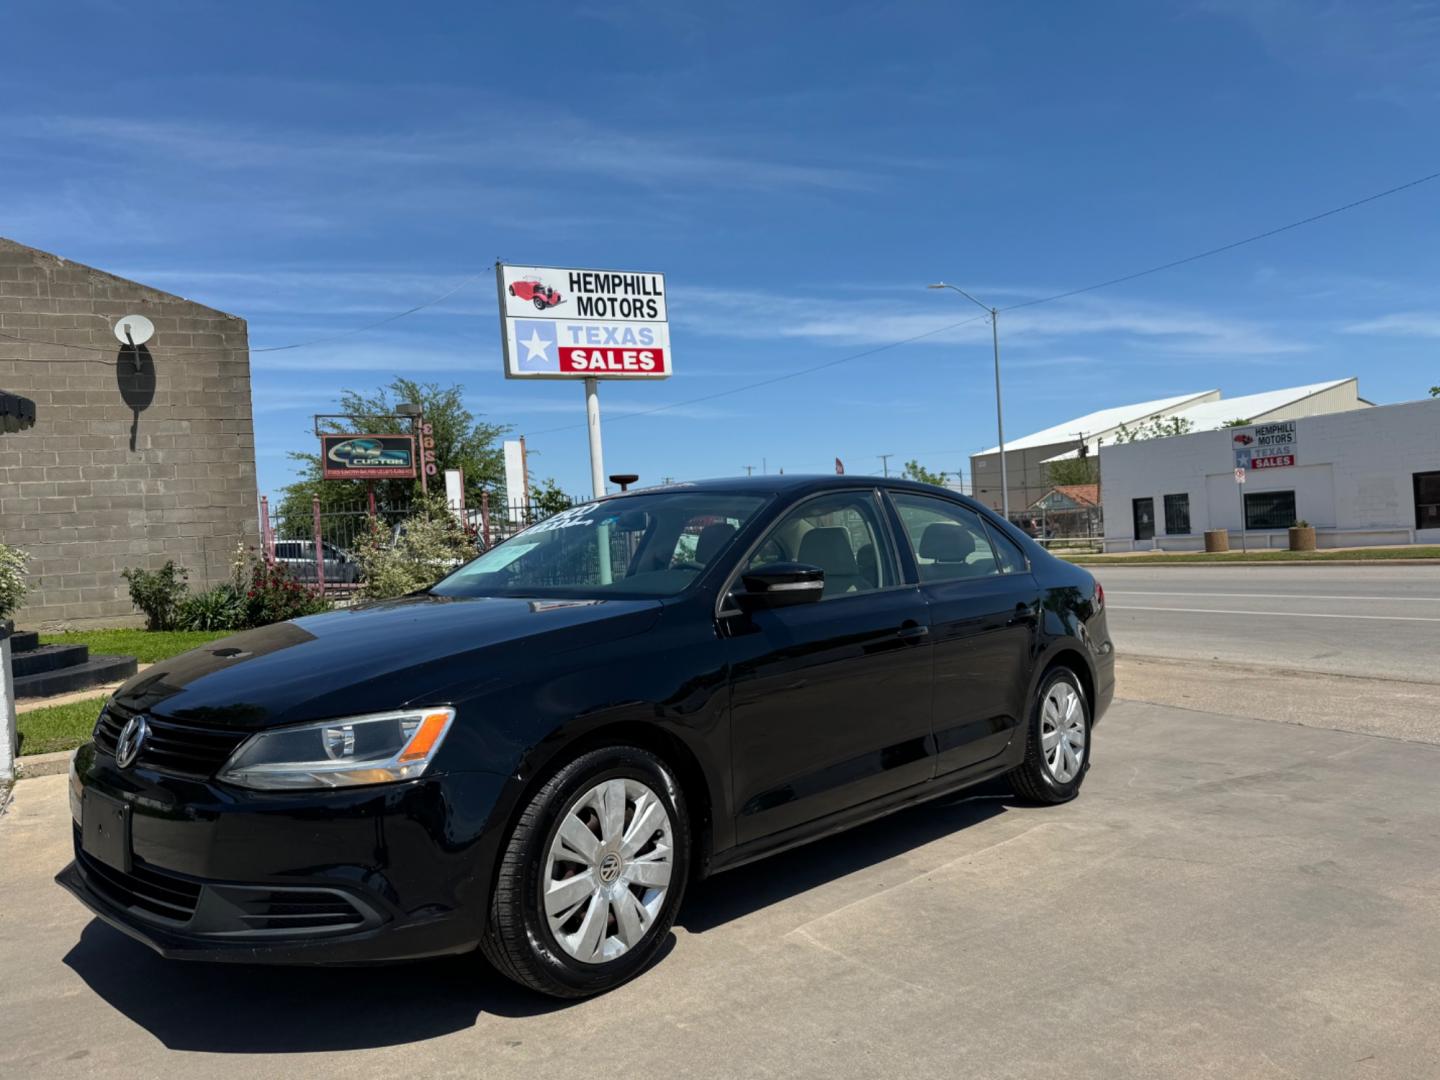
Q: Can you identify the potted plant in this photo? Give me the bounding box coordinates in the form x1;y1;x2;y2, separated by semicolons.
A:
1288;519;1316;551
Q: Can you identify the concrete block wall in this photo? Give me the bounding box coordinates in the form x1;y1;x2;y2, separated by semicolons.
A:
0;238;259;629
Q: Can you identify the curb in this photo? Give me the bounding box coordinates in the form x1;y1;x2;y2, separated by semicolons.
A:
16;749;72;779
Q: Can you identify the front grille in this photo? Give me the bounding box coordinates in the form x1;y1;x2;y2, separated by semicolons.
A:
225;888;370;934
73;825;202;924
94;703;248;780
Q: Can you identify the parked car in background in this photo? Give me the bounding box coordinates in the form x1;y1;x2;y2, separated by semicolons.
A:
60;476;1112;999
272;539;359;584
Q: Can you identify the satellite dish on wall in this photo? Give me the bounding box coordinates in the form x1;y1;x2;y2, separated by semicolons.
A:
114;315;155;347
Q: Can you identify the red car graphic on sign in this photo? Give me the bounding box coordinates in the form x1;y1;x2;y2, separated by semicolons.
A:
509;278;563;311
1232;433;1254;445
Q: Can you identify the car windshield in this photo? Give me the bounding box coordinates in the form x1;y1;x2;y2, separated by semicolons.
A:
431;490;769;599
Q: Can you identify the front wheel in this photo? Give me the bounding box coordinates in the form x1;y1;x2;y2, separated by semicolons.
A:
481;745;690;998
1007;666;1090;804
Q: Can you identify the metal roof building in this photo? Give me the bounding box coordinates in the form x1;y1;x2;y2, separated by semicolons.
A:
969;378;1370;516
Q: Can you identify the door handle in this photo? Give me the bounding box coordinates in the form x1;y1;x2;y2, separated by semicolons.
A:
1008;602;1038;626
896;623;930;642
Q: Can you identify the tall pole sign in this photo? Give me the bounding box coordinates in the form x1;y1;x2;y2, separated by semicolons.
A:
497;263;671;499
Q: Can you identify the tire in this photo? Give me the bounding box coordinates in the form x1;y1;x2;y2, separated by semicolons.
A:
508;285;516;296
481;745;690;998
533;295;548;311
1007;666;1091;804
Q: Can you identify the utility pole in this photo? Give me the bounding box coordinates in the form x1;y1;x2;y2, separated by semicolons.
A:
744;465;754;476
878;453;894;477
929;283;1009;521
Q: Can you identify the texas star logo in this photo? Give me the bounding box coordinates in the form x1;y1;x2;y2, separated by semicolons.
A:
516;321;559;373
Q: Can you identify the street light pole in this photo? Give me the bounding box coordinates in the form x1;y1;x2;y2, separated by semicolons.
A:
929;283;1009;522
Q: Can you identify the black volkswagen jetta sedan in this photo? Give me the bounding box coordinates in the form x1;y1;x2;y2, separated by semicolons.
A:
60;476;1113;998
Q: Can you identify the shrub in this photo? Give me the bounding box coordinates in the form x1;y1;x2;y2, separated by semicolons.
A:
354;494;476;601
243;560;330;626
177;584;245;632
121;561;189;630
0;544;29;622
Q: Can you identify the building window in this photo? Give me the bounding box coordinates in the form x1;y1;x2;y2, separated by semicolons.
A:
1416;472;1440;530
1244;490;1297;530
1163;493;1191;535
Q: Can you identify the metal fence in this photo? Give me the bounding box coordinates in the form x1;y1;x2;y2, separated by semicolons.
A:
1010;507;1105;552
256;489;585;593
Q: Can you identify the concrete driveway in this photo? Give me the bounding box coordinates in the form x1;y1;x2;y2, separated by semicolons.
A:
3;697;1438;1079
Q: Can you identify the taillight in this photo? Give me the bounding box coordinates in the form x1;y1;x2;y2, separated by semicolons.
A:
1094;580;1105;610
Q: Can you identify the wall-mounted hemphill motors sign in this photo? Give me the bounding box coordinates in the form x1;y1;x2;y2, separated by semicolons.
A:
497;263;671;379
320;434;417;480
1231;421;1298;470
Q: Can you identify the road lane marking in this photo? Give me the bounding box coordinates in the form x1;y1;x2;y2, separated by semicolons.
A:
1111;604;1440;623
1108;591;1440;602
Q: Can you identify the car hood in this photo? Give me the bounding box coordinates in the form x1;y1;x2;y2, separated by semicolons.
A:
110;594;662;730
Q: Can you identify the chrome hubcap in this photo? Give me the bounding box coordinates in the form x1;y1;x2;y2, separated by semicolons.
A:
1041;681;1086;783
543;778;674;965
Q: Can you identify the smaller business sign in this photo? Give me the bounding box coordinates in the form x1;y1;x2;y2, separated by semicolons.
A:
1232;421;1297;471
320;434;417;480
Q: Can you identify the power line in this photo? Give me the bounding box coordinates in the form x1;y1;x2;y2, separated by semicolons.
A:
251;271;491;353
1000;168;1440;313
522;166;1440;440
520;313;992;437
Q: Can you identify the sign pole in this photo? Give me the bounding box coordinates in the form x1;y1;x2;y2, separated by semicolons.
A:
1235;467;1248;554
585;377;605;499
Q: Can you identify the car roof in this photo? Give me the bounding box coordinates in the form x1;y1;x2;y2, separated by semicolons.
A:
601;474;975;502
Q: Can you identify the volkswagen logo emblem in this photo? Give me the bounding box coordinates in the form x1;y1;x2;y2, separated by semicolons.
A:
114;715;149;769
599;852;623;883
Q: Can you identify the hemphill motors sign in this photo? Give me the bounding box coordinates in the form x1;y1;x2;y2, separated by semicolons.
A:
497;263;671;380
1231;421;1298;470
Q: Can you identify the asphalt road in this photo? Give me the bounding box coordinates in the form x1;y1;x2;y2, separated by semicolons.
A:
1094;564;1440;683
4;699;1440;1080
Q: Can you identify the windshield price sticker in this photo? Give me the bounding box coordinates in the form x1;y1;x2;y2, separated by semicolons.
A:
499;263;672;381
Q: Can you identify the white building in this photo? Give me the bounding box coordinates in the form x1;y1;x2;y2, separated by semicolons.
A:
1100;397;1440;550
969;378;1369;515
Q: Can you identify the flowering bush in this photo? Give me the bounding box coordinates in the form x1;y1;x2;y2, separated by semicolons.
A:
242;559;330;626
121;561;189;631
354;494;476;601
0;543;29;621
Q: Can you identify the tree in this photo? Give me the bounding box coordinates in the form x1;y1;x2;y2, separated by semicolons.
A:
1220;417;1251;428
1046;457;1099;487
1430;385;1439;398
278;378;510;529
530;477;574;517
902;460;949;486
1113;415;1194;443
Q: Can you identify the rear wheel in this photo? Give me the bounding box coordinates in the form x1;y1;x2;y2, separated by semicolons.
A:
1007;666;1090;804
482;745;689;998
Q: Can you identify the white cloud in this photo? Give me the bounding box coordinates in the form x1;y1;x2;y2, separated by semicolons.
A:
671;286;1308;357
1341;312;1440;338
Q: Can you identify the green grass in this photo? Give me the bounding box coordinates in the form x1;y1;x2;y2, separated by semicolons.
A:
17;696;107;756
1063;546;1440;566
39;628;231;663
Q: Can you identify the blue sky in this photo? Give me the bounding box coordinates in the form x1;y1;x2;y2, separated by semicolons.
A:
4;1;1439;498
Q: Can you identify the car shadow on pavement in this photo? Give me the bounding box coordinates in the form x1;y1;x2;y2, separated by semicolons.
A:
679;782;1014;934
61;920;608;1052
60;783;1016;1052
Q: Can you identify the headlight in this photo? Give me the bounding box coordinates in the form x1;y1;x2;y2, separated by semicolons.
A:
217;707;455;791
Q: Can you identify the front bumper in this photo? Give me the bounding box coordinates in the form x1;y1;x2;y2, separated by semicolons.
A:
59;743;509;965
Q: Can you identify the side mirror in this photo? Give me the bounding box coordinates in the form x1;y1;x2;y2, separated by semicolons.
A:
734;562;825;611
